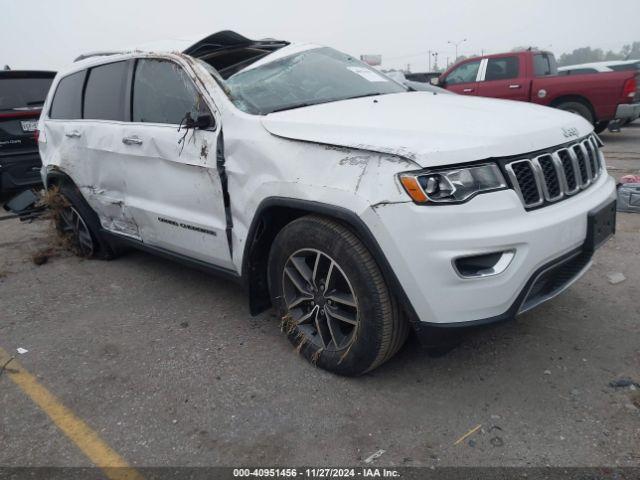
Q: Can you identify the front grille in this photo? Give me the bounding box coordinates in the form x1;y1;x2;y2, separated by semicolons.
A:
538;155;561;198
509;160;542;206
504;134;603;209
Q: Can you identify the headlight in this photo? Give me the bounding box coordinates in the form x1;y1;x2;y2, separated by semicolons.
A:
399;163;507;204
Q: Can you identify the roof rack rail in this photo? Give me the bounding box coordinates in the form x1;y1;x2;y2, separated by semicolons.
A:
74;51;128;62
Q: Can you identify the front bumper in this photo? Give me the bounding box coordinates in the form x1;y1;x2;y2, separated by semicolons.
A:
364;172;617;329
615;102;640;120
0;152;43;192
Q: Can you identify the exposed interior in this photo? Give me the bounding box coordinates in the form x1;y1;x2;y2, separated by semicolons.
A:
185;31;289;79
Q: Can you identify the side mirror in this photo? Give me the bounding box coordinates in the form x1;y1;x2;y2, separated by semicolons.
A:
430;77;441;86
182;113;215;130
195;114;213;130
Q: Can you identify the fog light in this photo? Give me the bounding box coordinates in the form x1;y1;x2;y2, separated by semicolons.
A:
453;250;515;278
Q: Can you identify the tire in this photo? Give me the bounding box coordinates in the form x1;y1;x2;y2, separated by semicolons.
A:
54;182;117;260
556;101;594;125
594;121;609;134
268;215;408;376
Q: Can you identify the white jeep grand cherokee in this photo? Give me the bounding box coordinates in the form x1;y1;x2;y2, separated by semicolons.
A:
39;31;617;375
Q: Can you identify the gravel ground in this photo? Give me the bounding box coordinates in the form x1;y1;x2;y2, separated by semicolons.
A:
0;123;639;469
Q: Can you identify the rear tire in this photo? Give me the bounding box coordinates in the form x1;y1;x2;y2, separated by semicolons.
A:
54;183;117;260
268;215;408;376
556;101;594;125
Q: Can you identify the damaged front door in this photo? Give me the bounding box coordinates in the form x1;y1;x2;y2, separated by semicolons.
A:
119;58;233;269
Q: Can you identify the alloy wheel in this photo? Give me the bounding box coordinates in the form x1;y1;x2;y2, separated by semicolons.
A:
58;205;94;257
282;248;359;351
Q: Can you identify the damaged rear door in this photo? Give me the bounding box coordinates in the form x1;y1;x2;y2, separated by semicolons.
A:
119;57;233;269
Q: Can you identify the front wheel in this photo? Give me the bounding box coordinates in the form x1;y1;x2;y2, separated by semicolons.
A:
268;215;408;376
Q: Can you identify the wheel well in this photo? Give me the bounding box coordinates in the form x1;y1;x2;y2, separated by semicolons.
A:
242;199;422;329
550;95;597;123
243;205;312;315
45;170;75;189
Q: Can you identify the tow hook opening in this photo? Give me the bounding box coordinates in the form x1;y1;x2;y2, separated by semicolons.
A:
453;250;515;279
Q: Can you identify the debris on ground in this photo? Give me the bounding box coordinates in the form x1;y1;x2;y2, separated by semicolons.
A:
544;370;552;375
490;436;504;447
16;347;28;354
31;248;56;266
617;183;640;213
1;189;45;221
607;272;627;285
363;449;385;463
620;175;640;184
0;357;15;378
609;377;640;389
453;424;482;446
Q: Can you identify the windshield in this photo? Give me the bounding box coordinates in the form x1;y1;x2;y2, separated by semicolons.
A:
222;47;407;115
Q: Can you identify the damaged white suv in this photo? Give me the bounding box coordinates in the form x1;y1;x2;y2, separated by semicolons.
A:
39;31;617;375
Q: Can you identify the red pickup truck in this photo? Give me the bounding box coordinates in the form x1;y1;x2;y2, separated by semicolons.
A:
435;50;640;133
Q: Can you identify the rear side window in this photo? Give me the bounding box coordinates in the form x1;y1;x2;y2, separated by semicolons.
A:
485;56;520;81
83;61;128;121
132;59;204;124
50;71;85;119
445;60;481;85
533;54;558;76
0;77;54;111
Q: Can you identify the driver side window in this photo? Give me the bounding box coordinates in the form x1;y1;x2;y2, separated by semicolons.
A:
445;60;481;85
132;59;208;125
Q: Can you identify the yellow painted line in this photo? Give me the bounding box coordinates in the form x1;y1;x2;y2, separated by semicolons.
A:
0;347;144;480
453;423;482;446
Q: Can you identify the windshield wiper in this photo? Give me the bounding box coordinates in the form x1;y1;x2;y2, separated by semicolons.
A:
269;93;388;114
341;92;384;101
270;102;321;113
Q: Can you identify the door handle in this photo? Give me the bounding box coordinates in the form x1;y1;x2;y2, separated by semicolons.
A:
122;136;143;146
509;84;521;89
65;130;81;138
463;88;474;93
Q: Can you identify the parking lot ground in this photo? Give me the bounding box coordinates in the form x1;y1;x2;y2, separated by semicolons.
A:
600;120;640;177
1;125;639;470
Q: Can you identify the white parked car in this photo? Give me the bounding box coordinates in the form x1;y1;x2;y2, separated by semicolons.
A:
558;59;640;75
39;31;617;375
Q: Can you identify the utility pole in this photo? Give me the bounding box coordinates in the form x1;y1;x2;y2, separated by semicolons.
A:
448;38;467;62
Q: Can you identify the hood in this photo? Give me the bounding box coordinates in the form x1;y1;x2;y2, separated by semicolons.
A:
261;92;593;168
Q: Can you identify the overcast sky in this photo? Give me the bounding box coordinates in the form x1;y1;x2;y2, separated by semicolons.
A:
2;0;639;72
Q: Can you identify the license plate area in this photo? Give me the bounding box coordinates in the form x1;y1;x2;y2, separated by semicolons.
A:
585;199;616;252
20;120;38;132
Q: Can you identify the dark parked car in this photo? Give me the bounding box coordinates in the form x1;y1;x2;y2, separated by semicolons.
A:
0;70;55;195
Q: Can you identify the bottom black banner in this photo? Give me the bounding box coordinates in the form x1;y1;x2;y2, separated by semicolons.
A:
0;467;639;480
